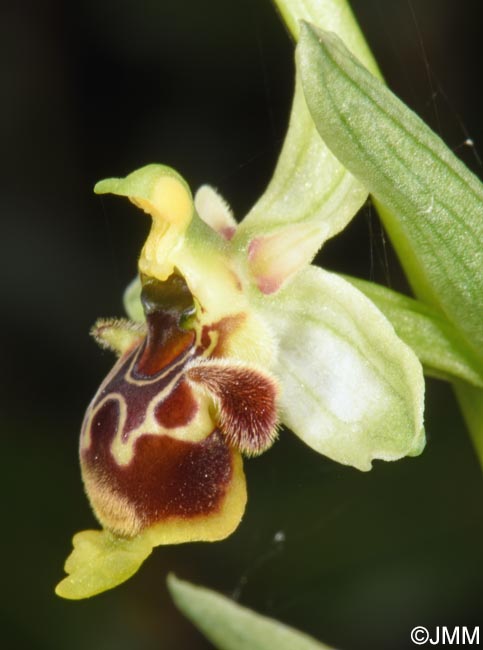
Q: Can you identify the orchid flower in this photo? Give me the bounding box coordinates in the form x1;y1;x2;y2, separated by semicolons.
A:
54;0;432;602
55;162;424;600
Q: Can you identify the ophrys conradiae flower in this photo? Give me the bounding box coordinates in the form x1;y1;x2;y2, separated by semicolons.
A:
56;164;424;599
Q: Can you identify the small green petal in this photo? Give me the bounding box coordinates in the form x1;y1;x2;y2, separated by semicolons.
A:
55;530;153;600
194;185;237;239
123;276;144;322
167;574;335;650
254;267;425;471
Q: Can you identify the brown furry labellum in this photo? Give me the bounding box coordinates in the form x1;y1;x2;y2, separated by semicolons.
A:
80;273;279;537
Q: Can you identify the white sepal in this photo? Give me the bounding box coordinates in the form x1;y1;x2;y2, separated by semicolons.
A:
254;266;425;471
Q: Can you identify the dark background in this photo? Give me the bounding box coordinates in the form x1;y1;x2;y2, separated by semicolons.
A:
2;1;483;648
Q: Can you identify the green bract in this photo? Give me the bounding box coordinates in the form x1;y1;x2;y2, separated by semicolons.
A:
297;24;483;363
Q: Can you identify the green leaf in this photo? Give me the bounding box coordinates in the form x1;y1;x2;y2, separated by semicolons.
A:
167;574;335;650
234;0;381;260
346;277;483;388
297;24;483;363
253;266;425;471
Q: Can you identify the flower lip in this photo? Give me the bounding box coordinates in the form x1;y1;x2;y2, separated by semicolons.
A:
79;267;281;542
80;271;248;539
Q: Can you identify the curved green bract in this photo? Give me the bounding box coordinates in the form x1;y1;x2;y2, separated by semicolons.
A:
297;24;483;364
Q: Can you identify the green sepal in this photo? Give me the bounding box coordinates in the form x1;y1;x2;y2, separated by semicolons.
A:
234;75;367;255
253;266;425;471
233;0;383;269
297;24;483;362
167;574;335;650
346;277;483;388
